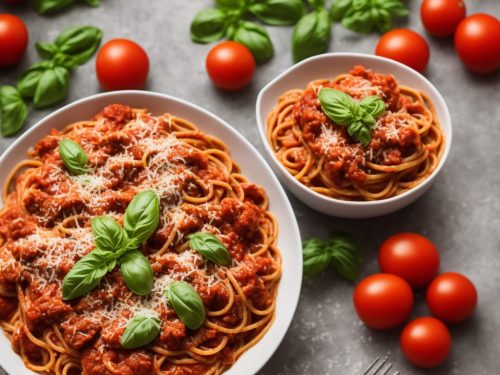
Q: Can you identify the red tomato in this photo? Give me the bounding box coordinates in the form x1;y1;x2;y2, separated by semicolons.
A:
353;274;414;329
378;233;440;288
96;39;149;91
0;14;28;68
426;272;477;323
420;0;466;37
454;14;500;74
375;29;430;73
206;41;255;91
401;317;451;368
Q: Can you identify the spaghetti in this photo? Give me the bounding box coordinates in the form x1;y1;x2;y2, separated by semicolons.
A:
267;65;445;201
0;104;282;375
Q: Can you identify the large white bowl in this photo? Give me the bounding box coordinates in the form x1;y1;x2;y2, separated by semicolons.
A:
256;53;452;218
0;91;302;375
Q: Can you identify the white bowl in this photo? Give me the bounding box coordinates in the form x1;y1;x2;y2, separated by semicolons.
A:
256;53;452;218
0;91;302;375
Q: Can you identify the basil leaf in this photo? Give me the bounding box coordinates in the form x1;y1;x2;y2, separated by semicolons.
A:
35;0;75;14
347;120;371;146
359;95;386;118
54;26;103;65
318;88;357;126
378;0;408;17
190;9;228;44
343;8;374;34
33;66;70;109
292;8;331;63
124;190;160;248
120;315;161;349
62;249;113;300
232;21;274;63
330;0;353;22
120;250;153;296
188;232;231;266
165;281;206;330
0;86;28;137
58;139;88;175
328;233;361;281
17;62;52;99
35;42;58;60
92;216;124;253
303;238;330;278
215;0;242;9
85;0;100;6
249;0;304;26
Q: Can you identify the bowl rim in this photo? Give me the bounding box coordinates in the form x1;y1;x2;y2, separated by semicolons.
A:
0;90;302;375
256;52;453;207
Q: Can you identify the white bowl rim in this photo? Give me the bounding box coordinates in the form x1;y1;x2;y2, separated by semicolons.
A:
256;52;453;207
0;90;303;375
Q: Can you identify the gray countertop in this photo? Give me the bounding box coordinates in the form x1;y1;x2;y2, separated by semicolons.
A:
1;0;499;374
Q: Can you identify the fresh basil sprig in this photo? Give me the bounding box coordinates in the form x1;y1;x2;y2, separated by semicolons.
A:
303;233;362;280
58;139;88;175
62;191;159;300
188;232;231;266
0;86;28;137
190;9;230;44
120;315;161;349
248;0;304;26
318;88;386;146
35;0;100;15
330;0;408;34
230;21;274;63
165;281;206;330
292;6;331;62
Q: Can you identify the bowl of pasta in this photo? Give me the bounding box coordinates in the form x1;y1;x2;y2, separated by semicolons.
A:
0;91;302;375
256;53;452;218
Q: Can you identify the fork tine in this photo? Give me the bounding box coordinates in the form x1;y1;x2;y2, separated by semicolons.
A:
381;362;393;375
363;356;380;375
372;356;388;374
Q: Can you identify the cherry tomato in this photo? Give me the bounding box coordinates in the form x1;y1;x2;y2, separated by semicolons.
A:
206;41;255;91
378;233;440;288
420;0;466;37
401;317;451;368
426;272;477;323
96;39;149;91
0;14;28;68
353;274;414;330
454;14;500;74
375;29;430;73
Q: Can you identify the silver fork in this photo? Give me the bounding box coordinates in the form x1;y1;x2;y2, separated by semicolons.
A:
363;356;400;375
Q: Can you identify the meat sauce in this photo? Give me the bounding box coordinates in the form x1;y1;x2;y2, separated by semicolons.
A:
0;105;278;375
293;65;421;185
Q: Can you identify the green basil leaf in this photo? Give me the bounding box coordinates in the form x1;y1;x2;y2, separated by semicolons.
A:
54;26;103;65
303;238;330;278
62;248;113;300
318;88;357;126
377;0;408;17
328;233;361;281
348;120;371;146
188;232;231;266
35;42;58;60
58;138;88;175
292;8;331;63
190;9;228;44
17;62;52;99
85;0;100;6
165;281;206;330
35;0;75;14
308;0;325;7
0;86;28;137
33;66;70;109
124;190;160;247
120;315;161;349
215;0;242;9
92;216;124;253
359;95;386;118
249;0;304;26
342;9;374;34
330;0;353;22
231;21;274;63
120;250;153;296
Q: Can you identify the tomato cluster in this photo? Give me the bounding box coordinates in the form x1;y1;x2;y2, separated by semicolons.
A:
375;1;500;74
353;233;477;368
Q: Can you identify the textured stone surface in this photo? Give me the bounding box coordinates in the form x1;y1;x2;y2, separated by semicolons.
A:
0;0;499;374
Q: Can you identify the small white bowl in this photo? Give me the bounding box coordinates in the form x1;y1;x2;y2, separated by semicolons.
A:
0;91;302;375
256;53;452;218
